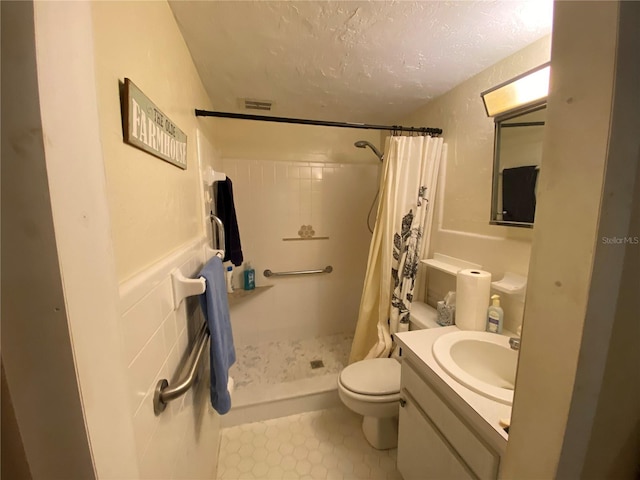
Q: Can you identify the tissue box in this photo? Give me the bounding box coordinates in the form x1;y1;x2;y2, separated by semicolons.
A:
437;301;455;326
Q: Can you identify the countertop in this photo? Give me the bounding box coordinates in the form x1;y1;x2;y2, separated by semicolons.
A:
395;326;512;451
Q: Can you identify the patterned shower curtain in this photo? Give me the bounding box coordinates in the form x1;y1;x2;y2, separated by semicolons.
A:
349;135;443;362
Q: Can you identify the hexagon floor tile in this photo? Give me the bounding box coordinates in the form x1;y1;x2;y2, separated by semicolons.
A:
217;406;401;480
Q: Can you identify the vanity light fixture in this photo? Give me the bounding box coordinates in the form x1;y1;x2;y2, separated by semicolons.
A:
481;62;550;117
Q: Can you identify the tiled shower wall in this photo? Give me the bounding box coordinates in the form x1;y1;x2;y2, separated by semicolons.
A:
221;159;380;347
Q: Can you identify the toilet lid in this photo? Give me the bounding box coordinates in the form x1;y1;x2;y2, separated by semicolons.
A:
340;358;401;395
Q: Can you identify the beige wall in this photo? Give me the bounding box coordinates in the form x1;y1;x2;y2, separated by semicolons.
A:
5;1;230;477
400;36;551;331
581;164;639;478
557;1;639;476
92;1;221;282
403;36;550;238
211;118;382;164
3;1;144;477
1;364;32;480
1;2;100;477
90;2;227;477
503;1;639;477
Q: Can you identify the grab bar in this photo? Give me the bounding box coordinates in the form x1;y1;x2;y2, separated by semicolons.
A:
263;265;333;277
154;321;209;414
210;212;225;252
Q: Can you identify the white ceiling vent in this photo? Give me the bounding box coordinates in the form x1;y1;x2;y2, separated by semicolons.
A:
241;98;273;111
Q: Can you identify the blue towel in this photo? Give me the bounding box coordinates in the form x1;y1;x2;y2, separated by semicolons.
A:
198;256;236;414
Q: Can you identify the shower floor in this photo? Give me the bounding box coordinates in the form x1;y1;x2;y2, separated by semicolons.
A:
231;332;353;389
224;332;354;426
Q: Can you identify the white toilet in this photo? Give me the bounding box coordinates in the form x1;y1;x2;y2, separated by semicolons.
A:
338;302;439;449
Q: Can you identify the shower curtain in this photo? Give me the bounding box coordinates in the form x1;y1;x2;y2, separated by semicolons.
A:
349;135;443;363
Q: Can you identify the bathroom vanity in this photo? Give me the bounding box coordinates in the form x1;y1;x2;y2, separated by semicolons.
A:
395;327;512;480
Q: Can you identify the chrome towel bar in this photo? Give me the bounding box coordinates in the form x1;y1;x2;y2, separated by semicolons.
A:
210;212;225;252
154;321;209;415
263;265;333;277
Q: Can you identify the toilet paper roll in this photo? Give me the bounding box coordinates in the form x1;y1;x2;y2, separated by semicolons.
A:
456;269;492;331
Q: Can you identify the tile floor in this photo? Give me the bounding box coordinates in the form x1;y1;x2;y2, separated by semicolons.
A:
230;333;354;390
216;406;402;480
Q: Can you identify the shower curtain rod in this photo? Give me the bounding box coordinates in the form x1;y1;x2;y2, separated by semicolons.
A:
194;109;443;135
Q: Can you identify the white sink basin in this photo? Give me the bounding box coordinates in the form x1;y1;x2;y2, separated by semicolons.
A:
432;331;518;405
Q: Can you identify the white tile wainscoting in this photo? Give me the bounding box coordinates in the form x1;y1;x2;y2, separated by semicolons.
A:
118;238;221;479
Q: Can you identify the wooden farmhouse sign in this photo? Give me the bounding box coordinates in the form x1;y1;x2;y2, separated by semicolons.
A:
123;78;187;169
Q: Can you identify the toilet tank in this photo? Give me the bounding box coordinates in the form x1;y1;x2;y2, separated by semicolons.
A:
409;302;439;330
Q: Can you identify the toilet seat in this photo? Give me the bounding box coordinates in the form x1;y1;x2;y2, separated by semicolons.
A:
339;358;401;396
338;380;401;403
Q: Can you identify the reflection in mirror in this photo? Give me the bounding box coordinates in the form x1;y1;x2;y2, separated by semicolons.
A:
491;105;545;227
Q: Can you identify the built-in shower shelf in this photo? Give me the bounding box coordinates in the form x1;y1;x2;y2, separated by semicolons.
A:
227;285;273;307
421;253;482;275
282;237;330;241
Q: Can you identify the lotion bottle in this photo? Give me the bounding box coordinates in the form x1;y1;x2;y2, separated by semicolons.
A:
486;294;504;334
225;265;234;293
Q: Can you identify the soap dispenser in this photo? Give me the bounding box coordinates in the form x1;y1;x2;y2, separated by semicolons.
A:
243;261;255;290
486;294;504;334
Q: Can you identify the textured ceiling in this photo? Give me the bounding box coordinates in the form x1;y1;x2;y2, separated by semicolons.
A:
169;1;552;124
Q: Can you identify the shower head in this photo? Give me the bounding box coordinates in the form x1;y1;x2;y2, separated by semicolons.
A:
354;141;383;162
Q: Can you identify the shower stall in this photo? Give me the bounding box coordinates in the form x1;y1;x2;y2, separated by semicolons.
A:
218;155;381;426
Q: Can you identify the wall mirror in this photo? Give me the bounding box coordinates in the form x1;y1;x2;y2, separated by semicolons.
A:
481;62;549;228
490;105;545;227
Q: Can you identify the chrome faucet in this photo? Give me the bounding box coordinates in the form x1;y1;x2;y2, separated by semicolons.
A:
509;337;521;351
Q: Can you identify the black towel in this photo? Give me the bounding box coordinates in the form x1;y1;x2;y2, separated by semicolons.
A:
502;166;539;223
215;178;243;266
